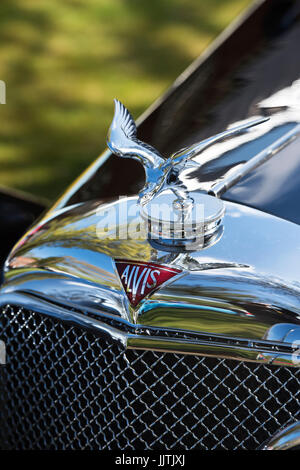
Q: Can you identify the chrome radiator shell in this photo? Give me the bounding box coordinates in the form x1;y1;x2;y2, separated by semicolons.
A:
1;196;300;365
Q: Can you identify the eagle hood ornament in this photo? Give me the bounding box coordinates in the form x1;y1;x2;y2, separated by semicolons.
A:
107;99;268;208
107;99;268;249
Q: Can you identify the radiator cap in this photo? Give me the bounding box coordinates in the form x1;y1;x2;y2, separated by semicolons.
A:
140;190;225;250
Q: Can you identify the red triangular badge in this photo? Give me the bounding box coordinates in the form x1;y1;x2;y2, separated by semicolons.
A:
115;259;181;307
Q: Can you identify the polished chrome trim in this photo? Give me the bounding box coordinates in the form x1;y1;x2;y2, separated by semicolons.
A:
1;291;300;367
0;292;127;347
261;421;300;450
209;123;300;197
3;196;300;365
127;336;299;366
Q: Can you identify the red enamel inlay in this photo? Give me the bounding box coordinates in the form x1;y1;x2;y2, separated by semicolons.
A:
115;259;181;307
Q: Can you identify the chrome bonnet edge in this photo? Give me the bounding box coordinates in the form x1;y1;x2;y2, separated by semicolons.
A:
0;292;127;347
262;421;300;450
1;291;300;367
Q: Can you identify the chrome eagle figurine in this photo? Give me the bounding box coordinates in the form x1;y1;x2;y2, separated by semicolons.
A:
107;99;268;208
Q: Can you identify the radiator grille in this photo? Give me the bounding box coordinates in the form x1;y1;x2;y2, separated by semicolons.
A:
0;305;299;450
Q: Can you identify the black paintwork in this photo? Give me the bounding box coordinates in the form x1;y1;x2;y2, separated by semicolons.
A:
225;134;300;225
0;189;46;270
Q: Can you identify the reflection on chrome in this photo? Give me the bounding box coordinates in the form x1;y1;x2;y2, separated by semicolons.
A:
2;193;300;364
262;421;300;450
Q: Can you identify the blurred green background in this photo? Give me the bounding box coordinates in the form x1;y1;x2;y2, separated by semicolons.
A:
0;0;252;202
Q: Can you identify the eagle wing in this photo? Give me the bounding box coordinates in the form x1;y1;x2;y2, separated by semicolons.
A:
170;116;269;169
107;99;164;169
111;98;137;139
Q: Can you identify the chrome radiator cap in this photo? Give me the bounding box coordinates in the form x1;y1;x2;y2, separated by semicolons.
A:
140;190;225;250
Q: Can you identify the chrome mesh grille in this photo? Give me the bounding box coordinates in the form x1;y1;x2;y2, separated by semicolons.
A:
0;305;299;450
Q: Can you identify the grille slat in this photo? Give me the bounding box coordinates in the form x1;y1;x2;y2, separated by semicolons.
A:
0;305;299;450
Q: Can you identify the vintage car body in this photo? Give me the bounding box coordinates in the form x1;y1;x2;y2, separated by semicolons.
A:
1;0;300;450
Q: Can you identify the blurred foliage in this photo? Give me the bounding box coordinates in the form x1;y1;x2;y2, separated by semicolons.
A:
0;0;252;201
